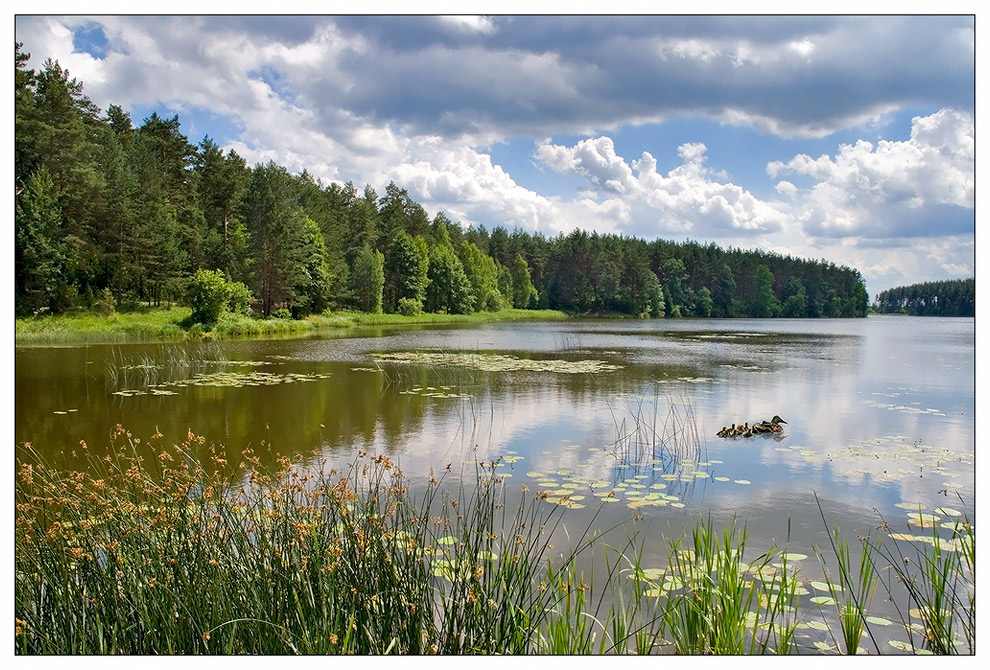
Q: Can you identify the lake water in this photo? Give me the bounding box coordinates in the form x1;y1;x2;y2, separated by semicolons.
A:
15;315;975;647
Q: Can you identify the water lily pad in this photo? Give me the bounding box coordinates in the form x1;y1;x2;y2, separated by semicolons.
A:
865;616;892;626
781;552;808;561
907;512;941;528
888;640;921;653
636;568;666;582
810;596;836;606
734;479;751;485
805;620;830;632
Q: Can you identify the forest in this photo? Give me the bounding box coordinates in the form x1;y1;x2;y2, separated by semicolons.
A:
15;44;870;325
872;278;975;317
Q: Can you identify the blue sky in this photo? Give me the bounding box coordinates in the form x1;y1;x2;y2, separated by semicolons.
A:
13;10;977;296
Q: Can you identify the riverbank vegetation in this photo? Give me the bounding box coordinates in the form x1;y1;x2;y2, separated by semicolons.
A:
14;304;567;345
872;278;974;317
16;44;869;328
15;428;974;655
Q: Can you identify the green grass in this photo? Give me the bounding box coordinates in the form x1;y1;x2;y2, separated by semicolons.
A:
15;306;192;344
15;307;568;346
14;427;975;655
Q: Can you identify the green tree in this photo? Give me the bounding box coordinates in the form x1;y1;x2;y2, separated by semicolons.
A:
196;137;250;279
511;254;538;309
188;269;231;327
425;243;473;314
15;167;73;315
383;231;429;313
242;161;307;316
781;277;808;317
292;217;334;317
351;245;385;313
188;269;254;326
460;241;508;312
750;264;781;317
694;286;714;317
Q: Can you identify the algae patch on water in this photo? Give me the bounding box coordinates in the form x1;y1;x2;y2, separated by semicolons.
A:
372;351;623;374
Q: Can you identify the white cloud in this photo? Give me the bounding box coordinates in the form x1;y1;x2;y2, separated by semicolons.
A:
12;15;974;294
536;136;790;238
768;109;973;239
436;16;497;35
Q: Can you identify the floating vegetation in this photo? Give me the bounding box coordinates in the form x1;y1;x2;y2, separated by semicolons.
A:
864;397;946;416
399;385;471;399
111;370;333;397
372;350;623;374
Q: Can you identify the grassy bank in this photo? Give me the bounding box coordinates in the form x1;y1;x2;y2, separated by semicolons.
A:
14;307;568;345
15;428;974;655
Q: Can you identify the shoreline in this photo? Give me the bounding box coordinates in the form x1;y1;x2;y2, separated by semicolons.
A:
14;307;569;347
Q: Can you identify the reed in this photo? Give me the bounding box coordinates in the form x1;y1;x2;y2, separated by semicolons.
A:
15;428;595;654
653;516;801;654
14;426;974;655
871;507;975;654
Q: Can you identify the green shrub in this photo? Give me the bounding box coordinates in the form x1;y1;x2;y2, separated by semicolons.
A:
397;297;423;316
188;270;231;327
227;280;253;314
188;270;255;328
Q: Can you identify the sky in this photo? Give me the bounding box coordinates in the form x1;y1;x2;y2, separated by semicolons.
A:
12;8;978;297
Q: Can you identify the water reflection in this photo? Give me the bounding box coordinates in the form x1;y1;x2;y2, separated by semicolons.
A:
16;316;975;554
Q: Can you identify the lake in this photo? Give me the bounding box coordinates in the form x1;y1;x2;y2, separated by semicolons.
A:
15;315;975;648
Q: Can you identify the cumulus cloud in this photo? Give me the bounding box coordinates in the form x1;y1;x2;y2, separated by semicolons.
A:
21;15;972;142
13;15;974;293
535;136;790;238
768;109;974;239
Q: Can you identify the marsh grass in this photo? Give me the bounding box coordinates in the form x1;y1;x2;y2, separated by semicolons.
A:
15;307;568;346
15;306;191;344
14;425;975;655
651;517;801;654
812;525;880;655
15;427;608;654
104;341;229;390
813;498;975;655
605;386;703;473
871;507;976;654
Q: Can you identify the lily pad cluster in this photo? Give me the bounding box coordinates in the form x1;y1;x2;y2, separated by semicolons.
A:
111;370;333;396
398;385;471;399
516;442;744;510
771;435;974;493
372;351;623;374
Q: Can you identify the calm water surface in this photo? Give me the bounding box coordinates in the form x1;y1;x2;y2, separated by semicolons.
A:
15;315;975;640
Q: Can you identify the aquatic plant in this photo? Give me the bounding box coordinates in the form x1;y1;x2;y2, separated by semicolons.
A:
648;517;801;654
14;426;974;655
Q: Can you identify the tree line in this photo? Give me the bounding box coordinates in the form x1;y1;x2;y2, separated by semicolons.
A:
15;44;870;324
872;278;974;317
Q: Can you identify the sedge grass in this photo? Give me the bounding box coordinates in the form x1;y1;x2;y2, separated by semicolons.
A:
16;307;568;346
812;502;881;655
652;516;801;654
15;428;596;654
14;426;975;655
870;507;975;654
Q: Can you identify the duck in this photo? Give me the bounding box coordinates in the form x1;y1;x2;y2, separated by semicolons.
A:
753;415;787;434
